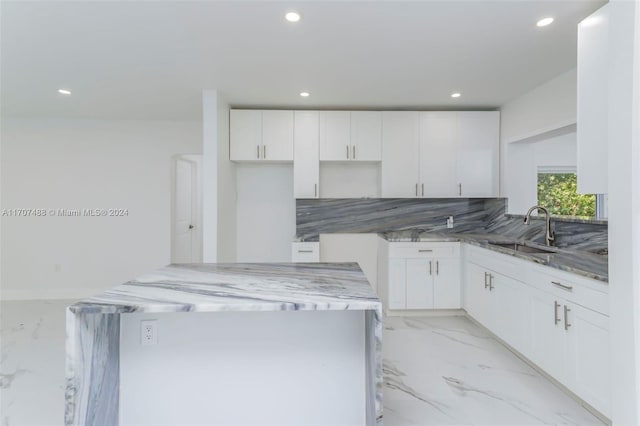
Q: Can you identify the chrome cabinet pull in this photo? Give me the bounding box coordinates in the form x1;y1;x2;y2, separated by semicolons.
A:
458;183;462;196
263;145;266;159
346;145;350;159
564;305;572;330
436;261;439;275
551;281;573;291
297;250;314;253
418;249;433;253
415;183;418;197
554;301;561;325
421;183;424;196
353;145;356;159
314;183;317;197
489;274;494;291
429;260;432;276
484;272;489;289
257;145;260;159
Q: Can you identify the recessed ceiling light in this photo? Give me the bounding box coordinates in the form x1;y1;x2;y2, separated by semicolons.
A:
58;89;71;95
451;92;461;98
536;17;554;27
300;91;310;97
285;12;301;22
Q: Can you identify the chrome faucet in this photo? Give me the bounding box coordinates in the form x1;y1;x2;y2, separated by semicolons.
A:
524;205;555;246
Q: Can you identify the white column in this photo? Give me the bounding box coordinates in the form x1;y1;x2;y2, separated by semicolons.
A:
608;1;640;424
202;90;219;262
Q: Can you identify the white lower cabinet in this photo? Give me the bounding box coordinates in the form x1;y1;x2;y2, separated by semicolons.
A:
384;243;460;310
464;245;610;418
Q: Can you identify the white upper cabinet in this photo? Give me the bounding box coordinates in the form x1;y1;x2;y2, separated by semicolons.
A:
577;4;609;194
293;111;320;199
420;112;458;197
319;111;382;162
350;111;382;161
230;109;293;162
381;112;421;197
456;111;500;197
382;111;499;198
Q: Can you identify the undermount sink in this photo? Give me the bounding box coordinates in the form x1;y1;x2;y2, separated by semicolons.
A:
488;242;557;254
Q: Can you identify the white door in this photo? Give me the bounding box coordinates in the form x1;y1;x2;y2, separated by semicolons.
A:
262;110;294;161
320;111;351;161
433;258;461;308
293;111;320;198
351;111;382;161
173;156;201;263
420;112;458;197
381;112;421;197
464;262;491;325
406;258;433;309
230;110;262;161
492;274;530;354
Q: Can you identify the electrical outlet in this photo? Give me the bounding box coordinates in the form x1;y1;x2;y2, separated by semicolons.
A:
140;320;158;345
447;216;454;229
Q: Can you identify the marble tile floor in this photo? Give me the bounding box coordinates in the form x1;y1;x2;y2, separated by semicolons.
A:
1;300;605;426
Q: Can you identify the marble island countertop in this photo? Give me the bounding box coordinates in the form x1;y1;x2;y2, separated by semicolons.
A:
69;262;381;314
378;230;608;283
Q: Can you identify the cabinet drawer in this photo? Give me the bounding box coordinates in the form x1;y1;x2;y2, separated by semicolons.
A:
388;242;460;259
466;245;528;281
528;266;608;315
291;242;320;262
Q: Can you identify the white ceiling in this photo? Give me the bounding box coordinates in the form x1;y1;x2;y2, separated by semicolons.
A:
1;0;605;120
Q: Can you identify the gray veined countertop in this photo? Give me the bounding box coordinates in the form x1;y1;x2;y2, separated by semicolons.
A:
68;262;382;314
379;231;608;283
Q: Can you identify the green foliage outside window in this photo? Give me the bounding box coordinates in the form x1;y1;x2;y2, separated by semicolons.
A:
537;173;596;217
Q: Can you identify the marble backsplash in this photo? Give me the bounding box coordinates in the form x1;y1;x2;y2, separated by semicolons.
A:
295;198;608;252
296;198;506;239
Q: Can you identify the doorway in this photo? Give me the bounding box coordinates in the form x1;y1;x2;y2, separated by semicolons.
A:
171;154;202;263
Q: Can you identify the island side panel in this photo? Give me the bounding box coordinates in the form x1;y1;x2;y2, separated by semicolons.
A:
365;307;383;425
65;309;120;426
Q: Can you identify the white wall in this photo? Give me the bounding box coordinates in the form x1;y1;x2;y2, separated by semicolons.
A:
236;164;295;262
505;131;578;214
500;68;577;198
120;310;366;426
0;118;201;300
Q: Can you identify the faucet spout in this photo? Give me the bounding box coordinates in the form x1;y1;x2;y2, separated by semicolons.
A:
523;205;555;247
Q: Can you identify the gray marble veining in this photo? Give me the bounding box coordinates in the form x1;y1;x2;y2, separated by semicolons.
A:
296;198;506;241
65;263;383;425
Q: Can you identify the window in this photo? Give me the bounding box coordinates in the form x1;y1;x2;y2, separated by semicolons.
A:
537;167;598;218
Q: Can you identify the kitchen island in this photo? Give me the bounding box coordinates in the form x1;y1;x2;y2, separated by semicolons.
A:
65;263;382;426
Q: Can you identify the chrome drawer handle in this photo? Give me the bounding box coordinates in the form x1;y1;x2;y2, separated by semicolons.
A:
551;281;573;291
418;249;433;253
297;250;313;253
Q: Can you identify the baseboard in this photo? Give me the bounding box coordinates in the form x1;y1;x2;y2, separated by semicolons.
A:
0;287;100;301
463;312;612;426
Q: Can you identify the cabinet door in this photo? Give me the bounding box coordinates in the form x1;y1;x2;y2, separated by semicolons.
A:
529;290;567;384
464;262;491;325
433;258;461;309
492;274;530;355
230;110;262;161
456;112;499;197
388;258;407;309
419;112;458;197
293;111;319;198
351;111;382;161
262;110;293;161
319;111;351;161
381;112;421;197
406;258;433;309
565;302;610;416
